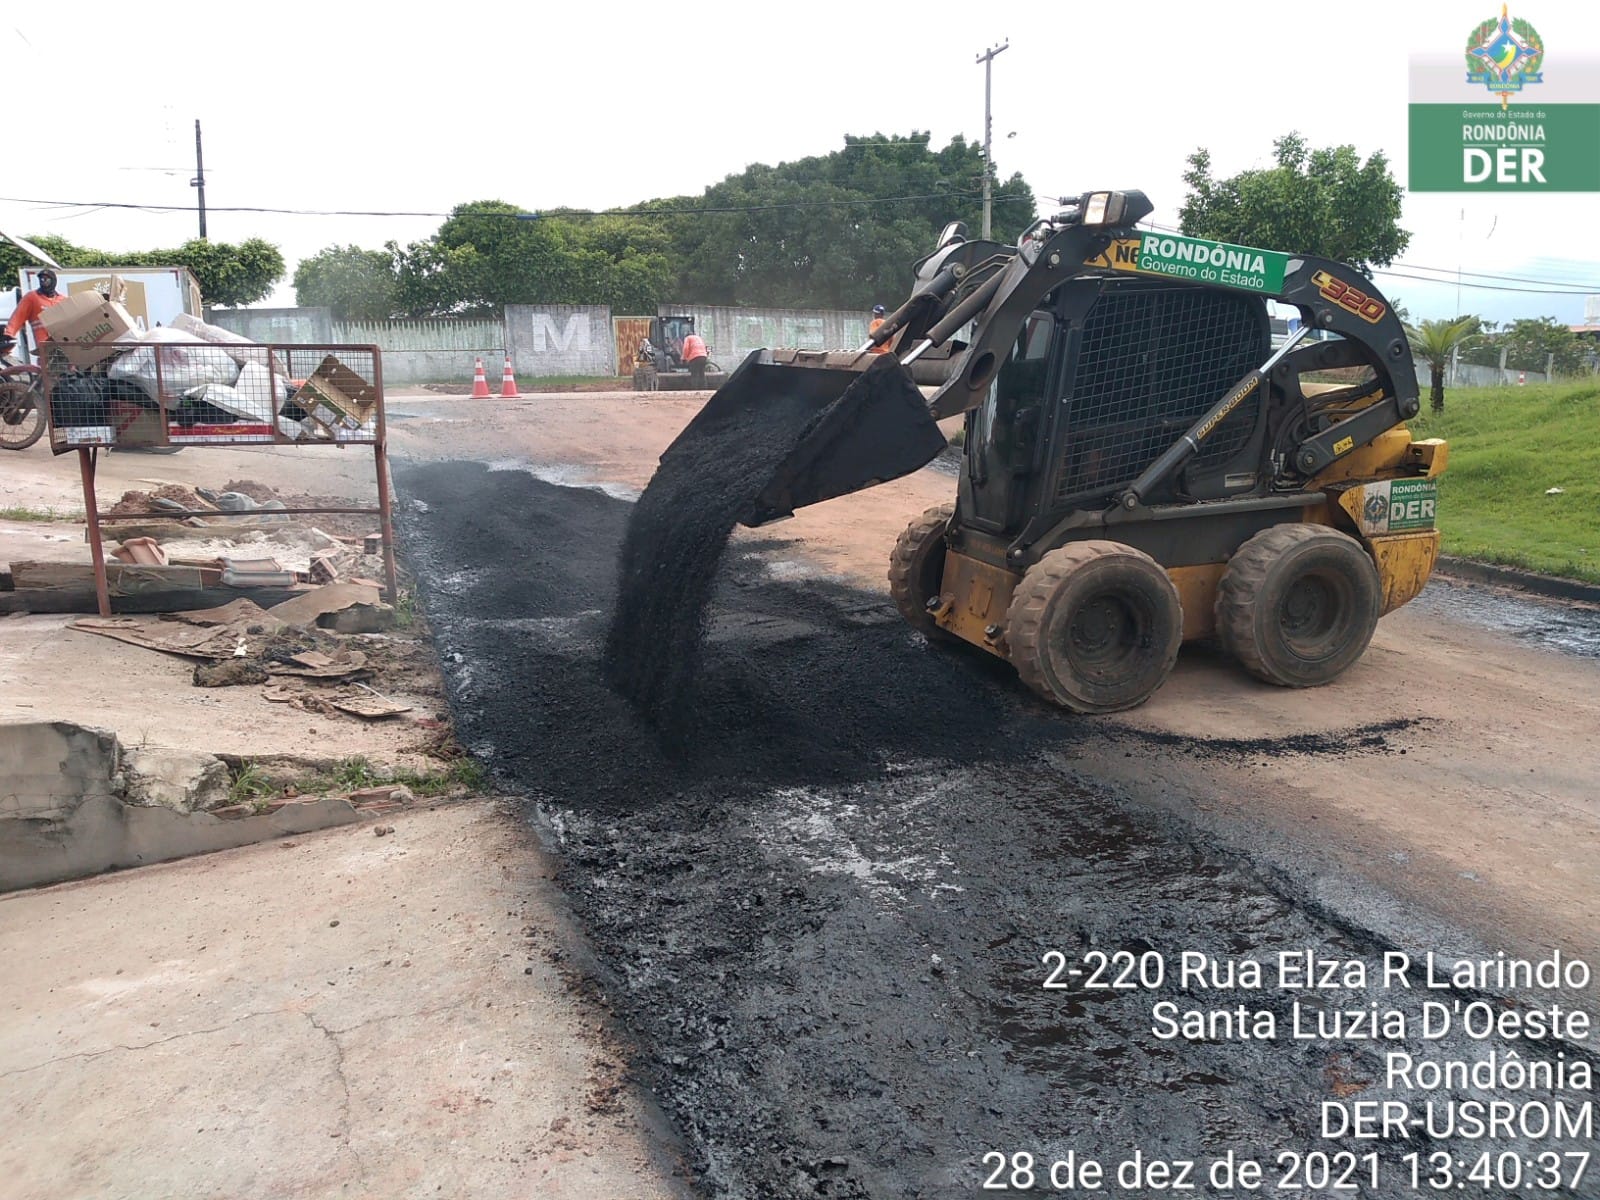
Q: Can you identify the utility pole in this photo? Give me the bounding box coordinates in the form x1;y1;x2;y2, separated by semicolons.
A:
976;40;1009;239
191;119;207;240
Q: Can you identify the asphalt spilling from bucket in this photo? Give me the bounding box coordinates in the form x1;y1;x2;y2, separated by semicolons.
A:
394;461;1593;1199
604;391;825;738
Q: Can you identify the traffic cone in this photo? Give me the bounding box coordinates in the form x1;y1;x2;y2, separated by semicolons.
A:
1518;371;1526;386
499;356;521;399
470;357;492;399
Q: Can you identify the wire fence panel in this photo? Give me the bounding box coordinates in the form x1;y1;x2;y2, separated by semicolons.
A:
42;343;384;452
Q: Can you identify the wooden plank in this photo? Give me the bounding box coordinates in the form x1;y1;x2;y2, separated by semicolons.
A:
90;520;299;541
614;316;653;375
10;561;207;594
0;584;307;616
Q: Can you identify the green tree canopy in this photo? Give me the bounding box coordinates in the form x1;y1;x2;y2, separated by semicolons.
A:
0;234;80;286
388;201;674;317
1180;133;1409;273
1460;316;1586;375
293;245;400;320
651;132;1036;310
0;234;283;307
1496;316;1586;374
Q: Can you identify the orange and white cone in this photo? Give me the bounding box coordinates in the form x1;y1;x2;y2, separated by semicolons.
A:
470;357;492;399
499;356;521;399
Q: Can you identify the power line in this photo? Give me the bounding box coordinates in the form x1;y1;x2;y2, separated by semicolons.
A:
1377;262;1600;290
1372;269;1597;296
0;189;1035;221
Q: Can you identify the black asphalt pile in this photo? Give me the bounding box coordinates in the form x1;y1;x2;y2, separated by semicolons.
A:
396;461;1058;809
391;462;1538;1200
603;389;825;736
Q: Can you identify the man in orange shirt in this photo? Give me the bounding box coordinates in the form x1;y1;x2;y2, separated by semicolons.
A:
680;327;709;389
868;304;893;354
5;269;66;348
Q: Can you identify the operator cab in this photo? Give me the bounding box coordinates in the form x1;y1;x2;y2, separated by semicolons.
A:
959;277;1273;538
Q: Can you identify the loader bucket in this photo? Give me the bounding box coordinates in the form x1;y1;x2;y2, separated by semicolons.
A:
662;351;947;528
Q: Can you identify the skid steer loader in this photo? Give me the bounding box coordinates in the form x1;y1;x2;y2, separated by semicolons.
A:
660;190;1446;713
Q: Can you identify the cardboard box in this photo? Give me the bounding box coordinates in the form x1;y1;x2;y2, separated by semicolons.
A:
294;355;376;432
38;293;140;367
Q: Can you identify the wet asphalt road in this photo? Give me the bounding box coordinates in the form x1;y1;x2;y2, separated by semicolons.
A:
394;460;1596;1199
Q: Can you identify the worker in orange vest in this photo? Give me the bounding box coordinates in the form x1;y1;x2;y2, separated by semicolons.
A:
868;304;893;354
681;328;709;388
5;268;66;348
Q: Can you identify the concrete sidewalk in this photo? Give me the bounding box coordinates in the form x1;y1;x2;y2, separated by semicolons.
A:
0;799;687;1200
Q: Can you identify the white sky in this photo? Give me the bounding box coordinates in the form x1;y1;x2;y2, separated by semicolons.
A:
5;0;1598;324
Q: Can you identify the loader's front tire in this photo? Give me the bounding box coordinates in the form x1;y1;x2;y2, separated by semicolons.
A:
1006;541;1183;714
1215;523;1382;688
888;503;955;642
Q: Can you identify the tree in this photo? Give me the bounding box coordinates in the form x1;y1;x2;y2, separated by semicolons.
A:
653;132;1036;310
1497;316;1585;376
0;234;285;307
1406;316;1481;412
1180;133;1409;273
167;238;285;307
1459;316;1585;377
0;234;82;284
293;246;399;320
388;201;674;317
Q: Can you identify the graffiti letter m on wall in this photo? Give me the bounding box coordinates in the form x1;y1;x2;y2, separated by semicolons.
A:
530;312;589;354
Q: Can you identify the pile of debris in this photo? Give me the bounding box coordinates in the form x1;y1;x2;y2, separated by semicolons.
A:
2;480;387;614
73;589;412;720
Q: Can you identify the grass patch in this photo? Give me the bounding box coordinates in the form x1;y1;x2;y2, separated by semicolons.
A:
0;505;76;522
226;754;488;804
227;761;279;808
396;758;486;797
1408;379;1600;584
393;588;419;629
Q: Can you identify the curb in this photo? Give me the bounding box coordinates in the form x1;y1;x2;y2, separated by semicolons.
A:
1434;555;1600;605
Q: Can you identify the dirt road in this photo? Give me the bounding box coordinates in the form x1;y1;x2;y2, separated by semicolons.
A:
383;392;1600;1197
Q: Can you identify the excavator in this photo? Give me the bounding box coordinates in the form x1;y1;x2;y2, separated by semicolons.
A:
659;190;1447;713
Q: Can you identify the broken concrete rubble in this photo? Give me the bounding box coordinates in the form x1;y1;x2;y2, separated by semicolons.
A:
121;745;232;813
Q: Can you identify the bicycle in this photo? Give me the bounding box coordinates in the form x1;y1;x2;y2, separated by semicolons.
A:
0;334;47;451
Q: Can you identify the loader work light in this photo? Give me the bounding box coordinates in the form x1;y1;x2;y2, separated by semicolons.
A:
1082;191;1126;226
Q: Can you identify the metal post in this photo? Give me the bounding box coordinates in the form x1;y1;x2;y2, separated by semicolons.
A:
192;119;207;240
976;41;1009;240
375;442;398;604
79;448;112;618
372;352;399;603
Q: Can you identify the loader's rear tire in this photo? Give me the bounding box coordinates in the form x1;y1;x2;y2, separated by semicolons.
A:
888;503;955;642
1006;541;1183;714
1215;523;1382;688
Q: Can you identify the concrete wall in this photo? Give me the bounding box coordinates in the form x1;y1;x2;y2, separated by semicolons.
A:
1443;361;1547;386
504;305;615;378
210;307;334;344
664;304;871;364
331;318;503;386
